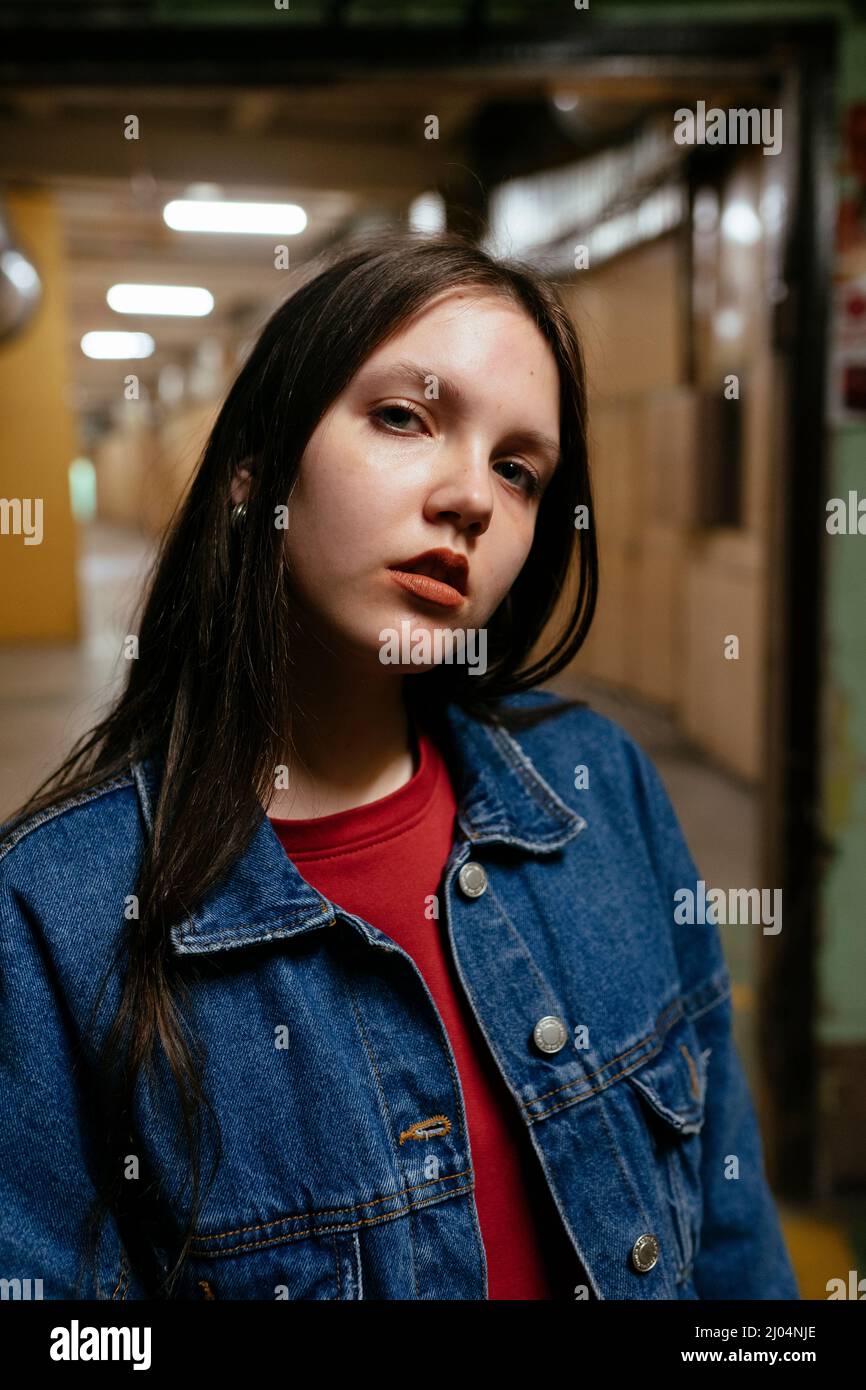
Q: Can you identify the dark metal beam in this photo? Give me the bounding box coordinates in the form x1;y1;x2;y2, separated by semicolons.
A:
0;22;810;88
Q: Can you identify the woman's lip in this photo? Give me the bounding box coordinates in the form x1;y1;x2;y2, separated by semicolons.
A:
388;568;467;610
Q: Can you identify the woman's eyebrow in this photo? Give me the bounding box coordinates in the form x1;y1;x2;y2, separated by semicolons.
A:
359;358;561;469
504;427;562;472
359;359;464;402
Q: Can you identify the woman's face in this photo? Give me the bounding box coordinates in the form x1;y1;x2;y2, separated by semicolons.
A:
268;287;562;672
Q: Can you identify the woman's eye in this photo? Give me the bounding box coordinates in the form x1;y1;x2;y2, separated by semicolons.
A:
495;460;542;499
372;407;541;499
372;404;426;432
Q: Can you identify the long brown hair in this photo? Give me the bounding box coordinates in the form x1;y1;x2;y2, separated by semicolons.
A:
3;229;597;1296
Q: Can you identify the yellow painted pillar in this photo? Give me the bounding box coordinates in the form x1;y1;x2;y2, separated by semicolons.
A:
0;186;79;640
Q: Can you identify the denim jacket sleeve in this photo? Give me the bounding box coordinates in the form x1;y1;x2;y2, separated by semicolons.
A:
0;864;147;1300
624;736;801;1301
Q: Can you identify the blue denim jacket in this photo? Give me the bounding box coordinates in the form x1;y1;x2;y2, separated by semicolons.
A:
0;690;799;1300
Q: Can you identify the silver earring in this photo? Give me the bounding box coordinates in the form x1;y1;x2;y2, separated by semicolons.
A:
230;501;248;529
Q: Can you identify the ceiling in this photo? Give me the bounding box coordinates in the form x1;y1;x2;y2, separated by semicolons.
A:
0;50;781;424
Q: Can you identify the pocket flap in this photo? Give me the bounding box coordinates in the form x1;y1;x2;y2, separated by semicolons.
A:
625;1015;707;1135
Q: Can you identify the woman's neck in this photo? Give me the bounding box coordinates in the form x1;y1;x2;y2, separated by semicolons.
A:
265;666;418;821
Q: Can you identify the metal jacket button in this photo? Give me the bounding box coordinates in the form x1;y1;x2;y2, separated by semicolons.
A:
631;1234;660;1272
458;862;488;898
532;1015;568;1054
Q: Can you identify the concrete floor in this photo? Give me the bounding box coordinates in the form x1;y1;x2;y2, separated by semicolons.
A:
0;518;858;1298
0;520;153;820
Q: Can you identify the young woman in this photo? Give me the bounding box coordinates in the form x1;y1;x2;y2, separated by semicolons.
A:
0;230;798;1301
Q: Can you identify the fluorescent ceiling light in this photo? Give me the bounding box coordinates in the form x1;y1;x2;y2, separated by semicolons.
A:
81;331;155;359
408;192;446;235
163;199;307;235
720;201;762;245
714;308;743;340
107;283;214;316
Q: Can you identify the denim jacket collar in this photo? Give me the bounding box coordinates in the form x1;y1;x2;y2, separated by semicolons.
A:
130;699;586;956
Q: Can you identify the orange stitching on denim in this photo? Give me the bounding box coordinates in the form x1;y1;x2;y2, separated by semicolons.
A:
522;999;684;1111
197;1280;216;1299
343;959;466;1152
190;1183;477;1257
398;1114;451;1145
530;1046;668;1121
189;1167;474;1247
529;1010;704;1124
110;1247;128;1301
679;1043;701;1100
524;1034;654;1108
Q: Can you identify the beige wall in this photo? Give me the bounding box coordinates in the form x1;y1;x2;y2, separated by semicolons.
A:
94;399;218;536
555;179;777;783
562;233;684;400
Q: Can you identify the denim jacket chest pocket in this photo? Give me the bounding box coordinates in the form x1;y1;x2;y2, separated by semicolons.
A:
172;1225;365;1301
620;1011;709;1288
140;929;488;1302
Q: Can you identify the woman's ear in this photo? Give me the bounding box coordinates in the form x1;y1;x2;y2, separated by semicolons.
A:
229;457;256;507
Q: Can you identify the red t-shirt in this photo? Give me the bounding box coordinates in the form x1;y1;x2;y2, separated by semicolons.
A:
268;717;581;1300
